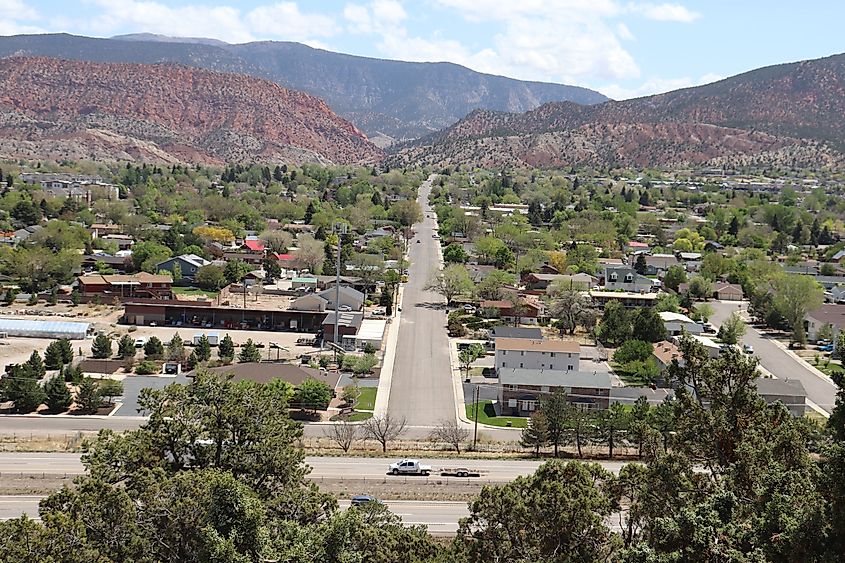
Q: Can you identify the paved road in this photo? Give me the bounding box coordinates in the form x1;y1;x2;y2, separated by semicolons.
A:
0;493;469;532
387;175;456;427
0;452;630;480
709;301;838;414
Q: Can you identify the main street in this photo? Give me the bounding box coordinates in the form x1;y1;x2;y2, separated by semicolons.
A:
386;175;457;427
709;300;838;414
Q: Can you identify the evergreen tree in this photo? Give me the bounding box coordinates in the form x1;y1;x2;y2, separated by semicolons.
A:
166;334;185;362
25;350;46;379
91;334;113;359
195;335;212;362
218;334;235;361
44;341;65;370
44;376;72;412
4;376;46;413
238;339;261;363
75;378;101;414
143;336;164;359
118;335;136;359
521;410;549;455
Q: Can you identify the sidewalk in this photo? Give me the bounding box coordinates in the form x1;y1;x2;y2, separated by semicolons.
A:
372;283;405;417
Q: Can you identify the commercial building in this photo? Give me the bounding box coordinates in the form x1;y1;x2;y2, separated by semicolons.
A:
495;338;580;372
0;318;90;340
498;369;612;415
78;273;173;301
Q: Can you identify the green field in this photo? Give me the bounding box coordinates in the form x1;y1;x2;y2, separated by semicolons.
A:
466;400;528;428
172;287;219;298
355;387;377;411
343;411;373;422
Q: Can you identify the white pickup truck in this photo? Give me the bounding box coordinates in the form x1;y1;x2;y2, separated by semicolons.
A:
388;459;432;476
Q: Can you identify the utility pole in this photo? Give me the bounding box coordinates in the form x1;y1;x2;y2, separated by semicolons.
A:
333;222;347;362
473;385;480;450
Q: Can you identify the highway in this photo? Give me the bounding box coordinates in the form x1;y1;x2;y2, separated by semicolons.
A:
709;301;838;414
0;452;630;480
0;494;469;532
386;175;457;427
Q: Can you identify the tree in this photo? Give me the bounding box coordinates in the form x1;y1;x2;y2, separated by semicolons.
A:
695;302;715;323
117;334;136;359
595;403;628;459
2;375;46;413
773;274;824;346
443;243;469;263
260;230;293;253
294;234;325;274
630;308;667;343
688;275;714;300
166;334;185;362
549;287;591;335
456;461;618;562
614;340;653;364
223;259;251;284
425;264;473;306
24;350;46;379
718;311;747;345
540;390;570;457
45;340;73;370
44;376;71;412
325;421;360;453
389;200;423;227
74;377;101;414
91;335;113;359
363;414;407;453
218;334;235;362
340;383;360;406
237;338;261;363
293;378;333;413
195;335;212;362
195;264;228;291
595;301;632;347
634;254;647;275
429;420;469;453
143;336;164;359
131;241;172;272
521;410;549;455
654;293;680;313
99;379;124;405
476;269;516;300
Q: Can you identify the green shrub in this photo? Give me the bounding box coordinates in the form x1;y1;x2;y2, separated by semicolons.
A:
135;360;159;375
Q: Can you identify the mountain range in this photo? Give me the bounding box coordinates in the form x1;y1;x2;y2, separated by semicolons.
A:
0;33;608;146
390;53;845;169
0;56;382;165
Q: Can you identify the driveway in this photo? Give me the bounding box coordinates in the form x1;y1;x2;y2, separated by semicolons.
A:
386;176;457;428
709;300;838;414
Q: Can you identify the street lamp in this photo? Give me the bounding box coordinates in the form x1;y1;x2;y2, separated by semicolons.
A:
332;222;348;360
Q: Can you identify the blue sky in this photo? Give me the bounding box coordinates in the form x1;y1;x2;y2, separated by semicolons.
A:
2;0;844;99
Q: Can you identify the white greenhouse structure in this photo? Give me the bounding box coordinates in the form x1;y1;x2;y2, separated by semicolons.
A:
0;318;90;340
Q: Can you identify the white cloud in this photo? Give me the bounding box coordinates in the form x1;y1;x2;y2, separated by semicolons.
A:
71;0;338;44
246;3;338;40
0;0;44;34
600;72;723;100
632;2;700;22
616;22;635;40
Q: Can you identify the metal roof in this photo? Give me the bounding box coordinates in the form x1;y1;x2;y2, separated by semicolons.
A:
0;318;90;339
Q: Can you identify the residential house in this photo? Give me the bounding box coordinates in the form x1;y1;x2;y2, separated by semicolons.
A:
100;234;135;250
498;369;612;414
610;387;674;407
495;338;580;372
713;282;744;301
804;304;845;343
659;311;702;336
643;254;679;276
652;340;683;371
156;254;211;280
489;326;543;340
82;253;131;273
602;266;654;293
480;297;545;324
291;276;319;291
589;291;659;309
754;378;807;417
524;272;596;292
683;334;721;358
827;285;845;304
625;241;650;253
77;273;173;300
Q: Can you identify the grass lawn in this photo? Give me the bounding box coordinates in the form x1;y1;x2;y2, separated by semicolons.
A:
466;400;528;428
344;411;373;422
172;287;219;298
819;362;845;377
355;387;377;411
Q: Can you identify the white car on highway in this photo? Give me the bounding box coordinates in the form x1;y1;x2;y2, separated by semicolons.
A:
388;459;431;476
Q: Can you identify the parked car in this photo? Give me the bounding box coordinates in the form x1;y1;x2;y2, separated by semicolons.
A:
338;305;352;312
463;304;476;313
351;495;382;507
134;337;146;348
388;459;431;476
819;344;835;352
743;344;754;354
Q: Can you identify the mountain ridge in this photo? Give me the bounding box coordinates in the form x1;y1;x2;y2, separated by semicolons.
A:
0;56;383;165
0;33;608;145
390;52;845;169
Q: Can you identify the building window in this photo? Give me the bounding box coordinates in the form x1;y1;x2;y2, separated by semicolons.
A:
541;386;549;393
568;365;574;371
550;364;554;370
508;399;517;408
550;352;556;358
625;274;633;282
502;350;507;355
609;273;617;282
502;362;507;368
519;363;524;368
520;351;525;356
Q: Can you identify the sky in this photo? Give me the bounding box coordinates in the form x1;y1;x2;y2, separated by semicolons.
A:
2;0;844;100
